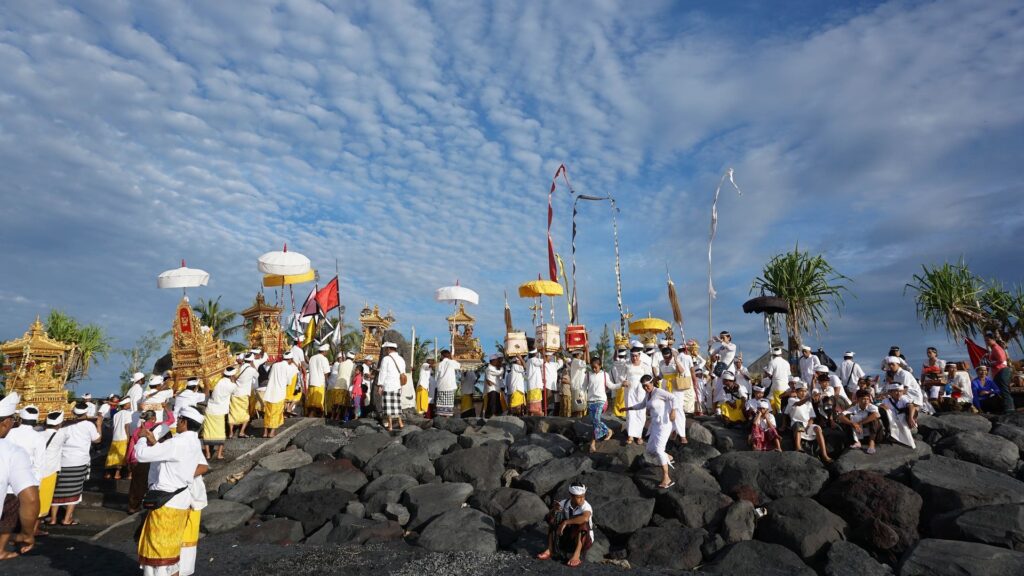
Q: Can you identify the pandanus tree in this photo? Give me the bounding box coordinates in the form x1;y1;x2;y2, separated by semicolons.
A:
44;309;114;383
751;246;851;353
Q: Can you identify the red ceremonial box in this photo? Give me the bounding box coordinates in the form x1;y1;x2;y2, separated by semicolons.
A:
565;325;588;351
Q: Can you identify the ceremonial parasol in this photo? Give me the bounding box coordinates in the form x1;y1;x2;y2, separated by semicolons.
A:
258;244;311;276
262;269;317;287
435;283;480;306
157;260;209;295
629;315;671;335
518;279;564;298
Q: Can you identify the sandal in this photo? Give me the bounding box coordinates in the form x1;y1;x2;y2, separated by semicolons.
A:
536;550;552;560
61;520;80;526
658;481;676;489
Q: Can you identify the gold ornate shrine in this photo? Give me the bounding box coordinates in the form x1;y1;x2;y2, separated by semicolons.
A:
241;292;286;359
359;304;394;363
1;317;76;415
448;303;483;368
169;297;234;390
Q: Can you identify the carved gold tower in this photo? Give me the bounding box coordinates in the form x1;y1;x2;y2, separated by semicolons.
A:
241;292;286;359
169;297;235;389
358;305;394;363
448;303;483;368
1;317;76;414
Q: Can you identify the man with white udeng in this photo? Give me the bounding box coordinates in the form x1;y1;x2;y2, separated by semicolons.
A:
262;352;297;438
305;343;331;418
377;342;407;431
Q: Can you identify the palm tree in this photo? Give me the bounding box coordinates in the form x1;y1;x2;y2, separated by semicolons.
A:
751;246;851;353
44;309;114;382
193;296;245;352
905;259;1024;351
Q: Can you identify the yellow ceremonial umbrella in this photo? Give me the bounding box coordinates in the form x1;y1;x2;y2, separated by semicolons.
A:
262;269;316;287
629;315;671;335
518;279;564;298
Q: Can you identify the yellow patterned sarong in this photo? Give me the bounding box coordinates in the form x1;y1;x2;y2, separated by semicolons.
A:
720;399;746;424
229;396;250;425
202;413;226;444
38;472;57;516
182;509;201;548
104;439;128;468
305;386;325;410
138;506;190;568
662;374;678;393
510;390;526;408
286;375;302;403
771;389;785;413
527;388;544;415
415;387;429;413
264;401;285;430
326;389;349;410
613;388;626;418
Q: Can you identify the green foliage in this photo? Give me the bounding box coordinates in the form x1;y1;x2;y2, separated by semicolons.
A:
905;259;1024;351
751;246;851;351
44;309;113;382
595;324;612;367
118;330;167;394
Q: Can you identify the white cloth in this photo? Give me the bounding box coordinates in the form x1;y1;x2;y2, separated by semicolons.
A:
289;344;307;369
59;420;100;468
882;356;912;372
435;358;461;393
893;369;925;407
330;359;355;391
526;357;545;393
173;390;205;420
307;353;331;389
785;397;816;427
624;363;649;438
485;364;504;393
569;358;587;395
951;371;973;404
111;409;133;442
6;425;45;486
732;365;752;396
710;341;737;367
206;377;236;416
838;359;865;396
798;354;821;386
544;359;563;391
630;387;677;465
558;498;594;541
880;397;916;449
506;363;525;396
135;430;203;510
713;381;749;405
234;365;258;397
264;361;298;403
126;383;145;412
378;352;407;393
418;364;434;391
0;440;35;520
766;356;792;395
99;403;111;419
40;428;64;476
842;403;879;440
585;370;618;403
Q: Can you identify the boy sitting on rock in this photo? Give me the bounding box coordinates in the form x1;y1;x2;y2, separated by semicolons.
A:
537;482;594;568
838;389;884;454
785;381;833;464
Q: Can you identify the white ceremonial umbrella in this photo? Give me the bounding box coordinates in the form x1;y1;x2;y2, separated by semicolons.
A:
257;244;311;276
435;284;479;306
157;260;209;295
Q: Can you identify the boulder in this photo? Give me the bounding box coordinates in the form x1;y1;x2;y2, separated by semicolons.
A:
917;413;992;437
818;470;921;560
900;538;1024;576
258;448;314;472
432;417;470;435
434;443;506;491
416;508;497;553
588;526;611;562
515;454;593;496
756;497;847;560
403;428;458;460
992;423;1024;455
720;500;755;544
657;489;732;530
588;440;648;471
687;419;715;445
326;513;404;545
825;541;894;576
634;463;720;497
288;459;369;494
523;416;578;438
384;502;410;526
523;432;576;456
627;525;706;569
458;426;515;448
363;444;435;482
233;517;305;545
669;441;722;467
703;540;816;576
469;487;548;545
401;481;474;531
705;420;753;453
266;488;357;534
290;425;329;449
930;503;1024;550
200;499;255;534
834;442;931;477
910;455;1024;518
707;451;829;501
508;444;555;471
553;469;643;503
593;497;655;536
344;501;365;518
338;432;398;467
222;467;290;505
935;431;1020;473
360;473;419;500
304;521;333;545
483;415;527;440
300;427;351;458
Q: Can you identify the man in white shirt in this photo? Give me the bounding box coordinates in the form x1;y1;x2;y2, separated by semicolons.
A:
174;379;206;420
526;350;546;416
106;398;134;480
838;352;865;398
784;383;832;464
142;376;175;440
305;344;331;418
230;355;257;438
125;372;146;412
377;342;407;431
50;403;102;526
5;406;45;541
433;350;461;418
483;355;506;417
263;353;298;438
813;365;850;408
203;367;236;460
0;392;40;559
765;347;791;412
838;389;883;453
798;345;821;387
542;352;564;416
888;357;931;415
709;330;737;375
537;482;594;568
416;359;434;416
289;338;307;371
328;352;356;421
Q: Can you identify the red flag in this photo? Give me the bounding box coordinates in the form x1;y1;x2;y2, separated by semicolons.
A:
315;276;340;313
300;286;319;318
964;337;988;369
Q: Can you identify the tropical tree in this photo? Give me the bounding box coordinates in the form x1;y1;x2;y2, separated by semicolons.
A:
118;331;167;394
594;324;612;367
195;296;242;341
750;246;851;353
44;309;114;383
905;259;1024;352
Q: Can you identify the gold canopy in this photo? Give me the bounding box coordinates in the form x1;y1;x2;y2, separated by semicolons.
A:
169;297;235;390
447;303;483;368
1;317;76;415
358;305;394;363
241;292;286;358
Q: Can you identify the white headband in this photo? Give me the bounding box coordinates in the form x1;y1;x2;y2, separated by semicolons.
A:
568;484;587;496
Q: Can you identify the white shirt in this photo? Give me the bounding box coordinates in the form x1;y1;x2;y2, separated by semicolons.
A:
111;409;133;442
265;361;298;403
585;370;619;403
710;341;737;367
631;387;678;425
174;389;206;419
99;403;111;419
39;428;63;476
378;352;407;393
59;419;100;468
893;369;924;406
0;440;35;519
484;364;504;393
290;344;307;369
569;358;587;391
798;354;821;386
234;364;258;397
838;359;865;396
418;364;434;391
842;402;879;425
766;356;792;395
506;363;525;395
714;380;749;404
207;377;236;416
732;365;752;395
330;359;354;391
308;353;331;389
85;402;97;418
135;430;203;510
544;358;564;391
526;357;545;392
951;371;973;404
560;498;594;540
126;383;145;412
785;397;816;427
435;358;461;393
460;369;478;395
6;425;45;486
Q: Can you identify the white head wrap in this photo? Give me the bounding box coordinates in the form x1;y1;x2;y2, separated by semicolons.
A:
346;352;356;359
224;366;238;376
752;385;765;393
72;404;89;416
148;375;164;388
568;484;587;496
131;372;146;383
800;345;811;352
844;351;855;358
19;405;39;421
282;351;294;360
886;383;903;392
721;370;736;381
382;342;398;349
814;365;829;373
179;406;205;425
794;381;808;390
886;356;902;365
46;411;64;426
318;343;330;352
186;378;200;388
771;348;783;356
758;400;770;410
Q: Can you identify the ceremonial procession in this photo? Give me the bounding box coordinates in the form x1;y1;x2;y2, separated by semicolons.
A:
2;1;1024;575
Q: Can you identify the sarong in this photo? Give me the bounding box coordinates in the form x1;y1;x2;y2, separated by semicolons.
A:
105;439;128;468
460;394;475;413
0;494;18;534
720;399;746;424
435;390;455;416
527;388;544;416
39;472;58;516
52;464;89;506
589;401;609;440
509;390;526;409
771;389;785;413
228;396;251;425
327;389;349;411
305;386;325;410
138;506;190;570
286;375;302;403
381;390;402;417
264;401;285;430
180;509;201;576
483;391;506;417
558;383;573;417
415;387;430;413
663;373;678;392
612;388;626;418
201;413;226;445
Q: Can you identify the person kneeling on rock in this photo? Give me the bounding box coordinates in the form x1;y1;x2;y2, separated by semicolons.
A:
537;483;594;568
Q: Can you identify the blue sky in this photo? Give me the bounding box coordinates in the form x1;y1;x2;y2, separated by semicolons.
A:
1;0;1022;396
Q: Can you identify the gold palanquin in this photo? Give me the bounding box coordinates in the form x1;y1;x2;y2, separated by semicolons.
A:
241;292;285;359
1;317;76;415
359;305;394;363
448;303;483;368
169;297;234;390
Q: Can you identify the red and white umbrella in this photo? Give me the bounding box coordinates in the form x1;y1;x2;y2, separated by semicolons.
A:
157;260;209;292
258;243;311;276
